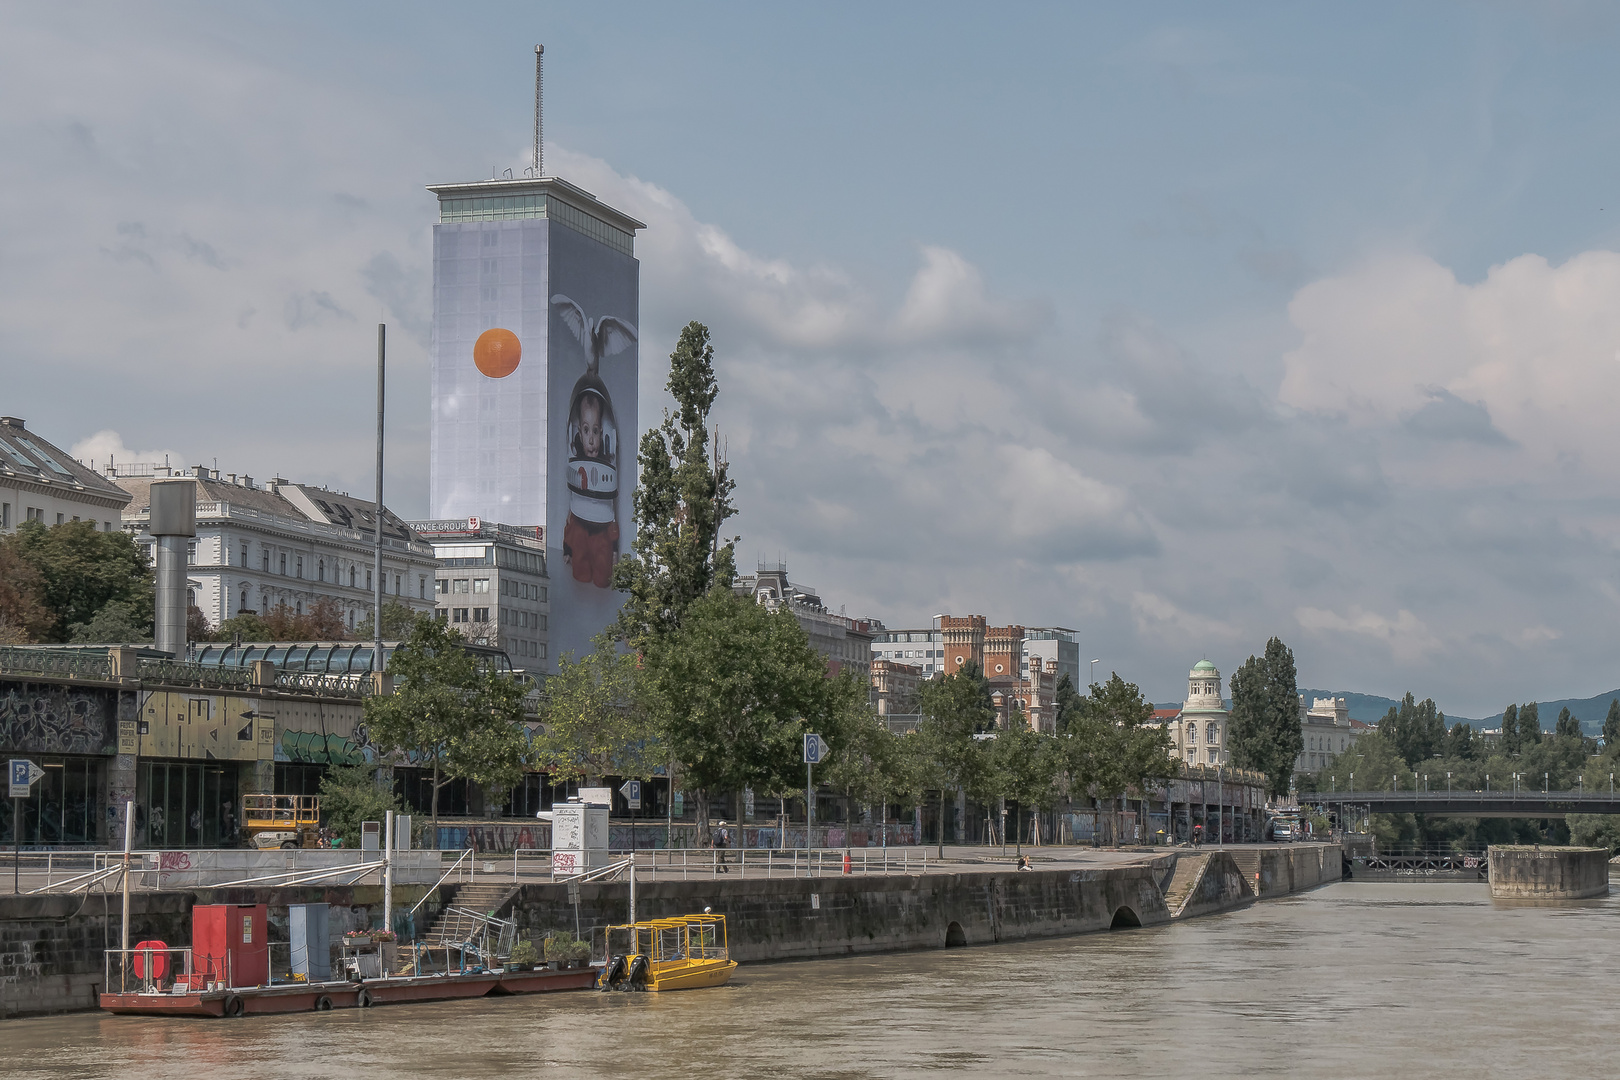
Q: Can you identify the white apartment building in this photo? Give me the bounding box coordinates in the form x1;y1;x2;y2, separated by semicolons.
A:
734;562;875;680
409;518;551;670
1295;695;1366;776
112;465;438;632
0;416;130;532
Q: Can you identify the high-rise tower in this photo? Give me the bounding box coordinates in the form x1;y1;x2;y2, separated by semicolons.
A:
426;174;644;670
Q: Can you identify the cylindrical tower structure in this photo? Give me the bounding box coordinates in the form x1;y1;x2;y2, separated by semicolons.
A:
148;479;197;658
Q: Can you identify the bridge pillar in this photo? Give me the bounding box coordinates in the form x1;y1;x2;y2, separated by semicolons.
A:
1488;845;1610;900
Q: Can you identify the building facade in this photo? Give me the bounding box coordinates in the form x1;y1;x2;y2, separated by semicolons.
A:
733;563;875;680
111;465;438;634
428;175;643;671
1156;659;1231;767
871;659;924;718
871;624;946;677
1294;695;1366;776
1023;628;1080;689
409;518;551;669
0;415;130;533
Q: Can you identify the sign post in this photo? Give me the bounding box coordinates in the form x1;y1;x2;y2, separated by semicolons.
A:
10;759;45;894
803;734;828;850
619;780;642;811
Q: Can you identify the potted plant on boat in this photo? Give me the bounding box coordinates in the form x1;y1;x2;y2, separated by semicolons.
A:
509;937;541;970
543;931;592;969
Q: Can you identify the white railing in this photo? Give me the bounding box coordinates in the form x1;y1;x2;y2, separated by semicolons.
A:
506;847;930;882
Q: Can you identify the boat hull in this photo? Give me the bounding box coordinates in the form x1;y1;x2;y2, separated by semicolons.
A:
491;967;600;995
650;960;737;991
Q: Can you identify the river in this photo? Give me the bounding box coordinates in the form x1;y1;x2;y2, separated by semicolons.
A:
6;881;1617;1079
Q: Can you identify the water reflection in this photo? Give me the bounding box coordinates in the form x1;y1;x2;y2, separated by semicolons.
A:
6;882;1617;1079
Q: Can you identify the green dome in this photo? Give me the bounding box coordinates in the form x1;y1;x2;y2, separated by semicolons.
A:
1192;659;1218;672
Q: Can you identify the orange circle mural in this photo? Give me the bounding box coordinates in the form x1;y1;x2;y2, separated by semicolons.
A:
473;328;521;378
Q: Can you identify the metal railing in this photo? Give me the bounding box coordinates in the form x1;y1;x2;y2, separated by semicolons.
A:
274;670;373;697
0;647;114;680
506;847;933;882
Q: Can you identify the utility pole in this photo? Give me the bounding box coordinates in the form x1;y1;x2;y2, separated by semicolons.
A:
373;323;386;672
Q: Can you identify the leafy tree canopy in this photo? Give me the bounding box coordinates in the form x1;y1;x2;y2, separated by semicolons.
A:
318;763;406;848
533;631;657;785
1228;637;1302;797
1;521;152;642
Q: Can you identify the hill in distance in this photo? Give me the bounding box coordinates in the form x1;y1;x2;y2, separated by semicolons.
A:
1156;689;1620;736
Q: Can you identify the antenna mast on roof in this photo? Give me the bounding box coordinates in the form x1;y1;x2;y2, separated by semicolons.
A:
534;44;544;179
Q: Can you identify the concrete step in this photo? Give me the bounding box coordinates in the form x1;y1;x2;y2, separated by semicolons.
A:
424;883;519;946
1163;853;1210;917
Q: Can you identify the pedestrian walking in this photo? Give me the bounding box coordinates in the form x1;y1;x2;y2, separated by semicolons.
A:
715;820;731;873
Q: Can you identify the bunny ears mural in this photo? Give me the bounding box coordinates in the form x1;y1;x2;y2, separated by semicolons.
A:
551;293;638;589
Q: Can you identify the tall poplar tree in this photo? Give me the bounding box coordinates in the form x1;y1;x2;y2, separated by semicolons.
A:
614;321;737;649
1227;637;1303;798
1519;702;1542;747
1603;699;1620;749
1500;703;1519;755
1555;706;1582;740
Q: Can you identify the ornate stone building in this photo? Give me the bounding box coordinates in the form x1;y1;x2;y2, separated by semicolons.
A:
1158;659;1231;766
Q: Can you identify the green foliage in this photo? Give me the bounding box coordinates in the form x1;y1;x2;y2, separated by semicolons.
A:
0;542;52;641
1604;699;1620;749
533;631;656;784
67;600;152;644
1568;814;1620;855
1227;637;1302;797
318;763;405;848
508;937;540;966
987;721;1065;850
642;588;840;839
1051;672;1084;735
354;601;430;642
1519;702;1542;746
2;521;153;642
542;930;592;963
1555;706;1582;740
614;322;738;650
1500;703;1520;755
1067;672;1177;800
215;612;273;642
1378;693;1447;768
364;618;529;828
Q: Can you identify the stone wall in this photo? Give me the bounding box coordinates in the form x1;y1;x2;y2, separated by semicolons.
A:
1488;846;1610;900
511;862;1179;962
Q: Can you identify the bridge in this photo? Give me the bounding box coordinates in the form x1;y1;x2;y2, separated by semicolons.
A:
1301;789;1620;818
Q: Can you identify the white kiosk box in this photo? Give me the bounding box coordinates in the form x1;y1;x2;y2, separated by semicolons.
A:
550;796;610;876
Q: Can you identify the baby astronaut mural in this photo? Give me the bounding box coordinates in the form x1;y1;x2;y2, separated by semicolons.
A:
551;294;637;589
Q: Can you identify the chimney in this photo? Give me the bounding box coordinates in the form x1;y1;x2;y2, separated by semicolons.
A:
0;416;23;429
148;479;197;658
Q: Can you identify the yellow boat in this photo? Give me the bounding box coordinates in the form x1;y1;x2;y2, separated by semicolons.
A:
600;914;737;992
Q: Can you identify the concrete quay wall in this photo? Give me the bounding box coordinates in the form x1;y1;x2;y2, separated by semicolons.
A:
514;860;1180;961
0;883;436;1019
1488;846;1610;900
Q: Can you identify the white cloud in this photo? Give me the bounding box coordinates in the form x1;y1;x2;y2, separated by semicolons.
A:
68;430;185;474
1295;605;1442;661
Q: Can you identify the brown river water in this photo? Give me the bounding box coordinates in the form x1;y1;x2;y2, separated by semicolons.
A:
6;881;1617;1079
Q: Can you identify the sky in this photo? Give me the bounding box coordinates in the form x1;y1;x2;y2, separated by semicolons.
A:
4;2;1620;715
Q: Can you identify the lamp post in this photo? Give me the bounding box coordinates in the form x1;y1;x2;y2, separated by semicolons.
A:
1446;772;1451;793
1090;658;1100;686
1543;772;1548;795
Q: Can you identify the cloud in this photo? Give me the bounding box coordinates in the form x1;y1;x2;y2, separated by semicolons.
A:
68;430;184;473
1295;605;1442;661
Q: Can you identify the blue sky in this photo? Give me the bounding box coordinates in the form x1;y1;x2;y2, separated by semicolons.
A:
5;3;1620;713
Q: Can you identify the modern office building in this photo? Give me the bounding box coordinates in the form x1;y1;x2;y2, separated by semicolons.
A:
408;518;550;669
427;173;644;672
0;415;130;532
110;464;439;633
1023;628;1080;688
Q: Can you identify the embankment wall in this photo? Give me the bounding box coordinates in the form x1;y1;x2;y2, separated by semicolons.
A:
0;883;438;1019
1489;846;1610;900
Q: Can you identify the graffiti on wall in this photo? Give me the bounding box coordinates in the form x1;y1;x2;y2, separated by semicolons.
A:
135;691;273;761
278;728;374;766
0;681;116;755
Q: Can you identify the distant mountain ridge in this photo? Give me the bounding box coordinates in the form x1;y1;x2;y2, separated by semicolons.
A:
1154;688;1620;736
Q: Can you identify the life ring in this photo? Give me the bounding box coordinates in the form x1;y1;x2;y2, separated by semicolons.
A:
314;995;333;1011
355;987;372;1008
222;994;245;1018
131;941;169;981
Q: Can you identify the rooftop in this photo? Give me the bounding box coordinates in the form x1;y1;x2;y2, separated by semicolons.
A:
0;416;132;504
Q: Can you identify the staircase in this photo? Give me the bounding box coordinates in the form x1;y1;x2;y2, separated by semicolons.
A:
424;882;519;947
1162;853;1210;918
1227;849;1262;895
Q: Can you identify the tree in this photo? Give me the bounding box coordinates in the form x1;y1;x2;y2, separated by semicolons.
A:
1519;702;1542;747
1500;704;1520;755
917;663;998;854
641;588;839;844
67;600;151;644
614;322;738;650
364;618;529;842
1555;706;1582;740
0;542;51;642
354;601;429;642
318;763;406;848
822;705;905;845
1378;693;1446;768
1444;722;1477;761
988;722;1063;852
1605;699;1620;750
1227;637;1303;798
4;521;152;642
1051;672;1084;735
215;612;273;642
1066;673;1175;843
533;631;656;786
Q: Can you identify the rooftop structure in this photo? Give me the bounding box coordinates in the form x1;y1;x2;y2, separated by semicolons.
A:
734;562;876;680
0;415;131;532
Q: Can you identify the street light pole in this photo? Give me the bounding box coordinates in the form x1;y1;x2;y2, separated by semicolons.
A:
1090;658;1100;686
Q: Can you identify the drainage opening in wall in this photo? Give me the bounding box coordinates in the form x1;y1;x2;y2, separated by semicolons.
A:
1110;906;1141;929
944;921;967;947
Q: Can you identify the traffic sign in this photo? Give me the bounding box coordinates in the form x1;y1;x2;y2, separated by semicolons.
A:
619;780;642;810
803;734;829;764
9;759;44;799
